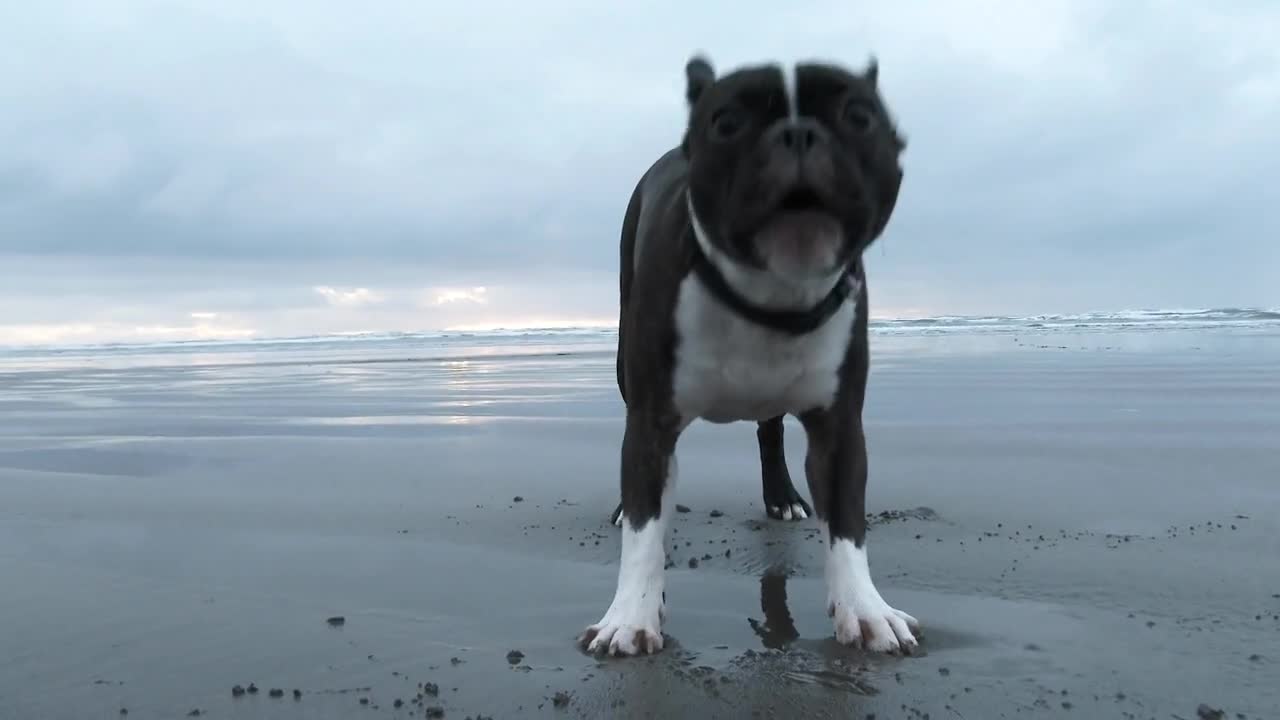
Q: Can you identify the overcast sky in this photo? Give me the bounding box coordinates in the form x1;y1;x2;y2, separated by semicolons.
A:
1;1;1276;345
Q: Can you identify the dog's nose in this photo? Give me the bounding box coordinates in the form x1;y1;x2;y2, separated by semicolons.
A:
770;118;823;156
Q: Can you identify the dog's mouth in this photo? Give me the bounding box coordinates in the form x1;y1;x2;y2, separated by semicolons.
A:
777;187;826;214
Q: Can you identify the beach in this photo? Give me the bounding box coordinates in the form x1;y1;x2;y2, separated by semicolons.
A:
2;316;1279;719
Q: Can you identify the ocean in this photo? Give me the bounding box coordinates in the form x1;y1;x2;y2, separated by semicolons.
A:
2;307;1278;372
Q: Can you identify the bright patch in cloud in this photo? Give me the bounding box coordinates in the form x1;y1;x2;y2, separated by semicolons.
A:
433;287;488;305
190;311;219;320
314;286;385;308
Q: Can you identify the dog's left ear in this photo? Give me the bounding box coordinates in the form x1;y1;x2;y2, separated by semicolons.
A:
685;54;716;107
864;56;879;88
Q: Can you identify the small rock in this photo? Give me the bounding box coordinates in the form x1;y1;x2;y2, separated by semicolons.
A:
426;706;445;718
247;683;259;694
394;699;404;708
553;690;572;708
187;711;201;718
326;616;346;627
513;496;524;502
709;510;724;518
359;697;369;706
269;688;284;698
938;667;951;676
1197;704;1225;719
231;684;245;697
676;504;691;513
451;656;464;665
1248;654;1263;662
293;689;302;700
688;557;699;569
119;710;128;716
423;682;440;697
506;650;525;665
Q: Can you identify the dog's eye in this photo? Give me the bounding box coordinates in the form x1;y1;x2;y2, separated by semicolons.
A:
710;107;748;141
841;98;878;134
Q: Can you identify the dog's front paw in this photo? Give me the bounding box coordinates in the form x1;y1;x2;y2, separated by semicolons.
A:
579;604;664;656
827;594;920;653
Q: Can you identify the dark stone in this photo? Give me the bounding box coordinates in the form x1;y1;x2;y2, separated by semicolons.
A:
709;510;724;518
426;706;445;718
1198;704;1226;720
506;650;525;665
394;699;404;708
423;682;439;697
676;504;691;513
326;616;346;627
231;685;245;697
513;496;524;502
269;688;284;698
293;689;302;700
247;683;259;694
688;557;699;569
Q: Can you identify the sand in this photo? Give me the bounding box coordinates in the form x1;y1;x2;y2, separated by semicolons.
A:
2;329;1278;719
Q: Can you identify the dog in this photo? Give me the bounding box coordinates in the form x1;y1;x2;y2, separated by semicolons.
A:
581;54;918;657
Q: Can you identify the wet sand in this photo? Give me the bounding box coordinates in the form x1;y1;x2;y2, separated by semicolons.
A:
2;330;1279;719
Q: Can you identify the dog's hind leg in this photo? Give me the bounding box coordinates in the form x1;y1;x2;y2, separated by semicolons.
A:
758;415;811;521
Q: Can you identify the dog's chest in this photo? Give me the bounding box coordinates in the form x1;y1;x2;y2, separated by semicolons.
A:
670;274;855;424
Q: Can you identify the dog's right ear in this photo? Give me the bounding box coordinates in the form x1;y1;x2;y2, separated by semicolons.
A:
685;54;716;107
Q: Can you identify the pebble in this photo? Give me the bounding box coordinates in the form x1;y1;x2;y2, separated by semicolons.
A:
247;683;259;695
269;688;284;698
513;496;524;502
231;685;245;698
326;616;346;627
688;557;699;569
709;510;724;518
293;689;302;700
506;650;525;665
676;504;691;513
426;706;445;718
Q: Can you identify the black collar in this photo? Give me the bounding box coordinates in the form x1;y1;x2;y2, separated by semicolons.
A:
690;233;859;336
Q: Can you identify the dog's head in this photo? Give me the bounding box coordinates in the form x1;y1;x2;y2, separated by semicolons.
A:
682;56;906;282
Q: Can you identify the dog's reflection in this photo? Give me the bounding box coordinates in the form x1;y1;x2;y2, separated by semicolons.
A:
747;566;799;649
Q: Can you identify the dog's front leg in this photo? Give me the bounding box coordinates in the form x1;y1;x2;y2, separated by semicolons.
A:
580;409;681;656
800;408;920;653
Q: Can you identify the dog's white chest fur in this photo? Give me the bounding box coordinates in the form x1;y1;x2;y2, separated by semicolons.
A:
671;273;856;424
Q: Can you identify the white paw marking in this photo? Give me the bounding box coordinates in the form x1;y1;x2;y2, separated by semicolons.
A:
584;460;676;656
769;503;809;521
826;537;919;653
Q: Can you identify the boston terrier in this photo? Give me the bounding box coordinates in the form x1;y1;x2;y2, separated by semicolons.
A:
581;55;918;657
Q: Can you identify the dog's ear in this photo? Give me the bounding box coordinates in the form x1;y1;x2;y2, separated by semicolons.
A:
685;54;716;107
864;56;879;88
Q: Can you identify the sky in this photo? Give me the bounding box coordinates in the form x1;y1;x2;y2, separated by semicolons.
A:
1;0;1277;346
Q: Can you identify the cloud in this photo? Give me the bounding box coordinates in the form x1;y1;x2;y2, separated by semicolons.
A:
313;286;385;308
0;1;1277;345
431;287;488;306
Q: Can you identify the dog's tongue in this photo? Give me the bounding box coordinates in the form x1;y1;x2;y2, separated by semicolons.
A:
754;210;844;273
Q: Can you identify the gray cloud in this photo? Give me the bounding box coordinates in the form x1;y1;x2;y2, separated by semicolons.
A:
1;1;1277;343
